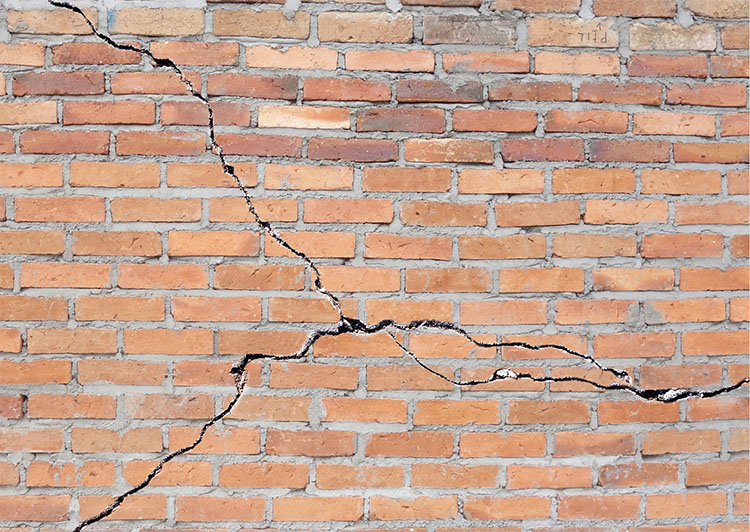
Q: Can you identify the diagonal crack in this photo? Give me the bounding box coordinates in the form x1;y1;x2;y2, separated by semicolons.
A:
45;2;749;530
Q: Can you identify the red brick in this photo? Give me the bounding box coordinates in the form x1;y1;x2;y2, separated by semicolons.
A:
687;460;749;486
555;300;637;324
0;163;62;188
366;300;453;323
167;162;255;188
594;332;676;358
207;73;296;99
591;140;670;162
111;71;201;94
594;267;674;291
309;138;397;162
124;460;211;487
644;298;724;324
161;101;250;127
668;82;746;107
124;329;212;355
117;131;205;156
304;198;392;223
509;400;590;424
358;108;444;133
366;432;453;457
0;102;57;125
0;42;45;65
266;231;354;258
405;139;493;163
269;297;357;323
497;200;579;227
555;432;635;456
168;230;258;257
172;297;260;322
453;109;537;132
13;72;103;95
675;142;749;163
628;54;708;77
508;466;591;489
20;130;109;154
494;0;581;11
397;80;482;103
64;101;154;125
0;296;66;321
712;56;750;78
578;81;662;105
406;268;490;293
52;41;140;64
642;169;721;194
125;394;213;419
78;359;166;386
688;396;749;421
643;429;721;455
722;24;750;48
545;109;627;133
304;77;389;101
270;362;357;390
414;400;499;425
503;138;584;161
209;197;296;222
315;332;403;358
490;81;572;101
0;360;70;385
722;112;750;136
599;401;679;424
500;268;584;293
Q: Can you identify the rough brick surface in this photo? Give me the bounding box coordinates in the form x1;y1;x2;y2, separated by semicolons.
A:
0;0;747;530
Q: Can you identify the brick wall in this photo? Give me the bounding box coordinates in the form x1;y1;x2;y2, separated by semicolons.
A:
0;0;748;529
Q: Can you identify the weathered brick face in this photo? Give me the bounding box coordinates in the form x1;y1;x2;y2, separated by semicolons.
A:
0;0;748;529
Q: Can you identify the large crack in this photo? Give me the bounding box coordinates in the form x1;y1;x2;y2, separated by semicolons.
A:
43;2;750;529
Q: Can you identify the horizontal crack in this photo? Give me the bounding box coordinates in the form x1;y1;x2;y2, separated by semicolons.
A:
44;2;750;530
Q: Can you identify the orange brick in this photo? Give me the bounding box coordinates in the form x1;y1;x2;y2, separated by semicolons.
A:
314;332;403;358
27;328;115;354
76;296;164;322
578;80;662;104
461;300;547;325
267;430;355;457
20;263;110;289
176;496;264;522
680;267;749;290
496;200;580;227
370;496;457;520
459;168;543;194
402;201;486;226
553;234;636;257
118;264;208;289
0;360;70;385
214;265;303;290
270;362;357;390
71;427;161;453
406;268;491;293
491;80;572;101
26;461;113;488
499;268;584;292
318;265;400;292
443;51;529;73
125;394;213;419
367;431;453;457
645;298;724;323
688;396;749;421
305;198;392;223
248;45;337;70
173;360;238;387
124;329;213;355
28;394;116;419
593;0;676;16
643;429;721;454
220;462;308;488
112;71;200;95
585;200;667;224
508;465;591;489
590;140;670;162
14;72;103;95
0;42;45;65
558;494;640;520
151;41;237;65
111;198;200;222
20;130;109;154
317;464;402;489
460;432;546;458
168;231;259;257
367;299;453;323
647;493;727;518
683;331;749;356
224;396;310;422
365;234;452;260
273;496;363;521
124;460;211;486
594;267;674;291
641;169;722;194
405;139;493;163
63;100;154;125
554;432;635;456
641;233;723;257
322;398;406;423
634;111;715;136
169;426;259;455
78;359;166;386
71;161;159;188
629;53;708;76
0;101;56;125
414;400;499;425
112;8;203;36
546;109;627;133
464;496;550;520
172;296;260;322
509;400;590;424
0;163;62;188
72;231;161;256
367;365;454;391
687;459;749;486
269;297;357;323
459;235;546;260
594;332;676;358
676;201;749;225
412;465;498;488
318;12;412;43
52;41;140;64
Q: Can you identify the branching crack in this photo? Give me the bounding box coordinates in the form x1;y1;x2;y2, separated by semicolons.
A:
45;2;749;530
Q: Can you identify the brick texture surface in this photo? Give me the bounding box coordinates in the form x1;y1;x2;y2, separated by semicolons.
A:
0;0;748;529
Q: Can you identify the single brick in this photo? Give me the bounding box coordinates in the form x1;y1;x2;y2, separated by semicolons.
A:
318;12;412;43
630;22;716;50
423;15;515;45
213;10;309;38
